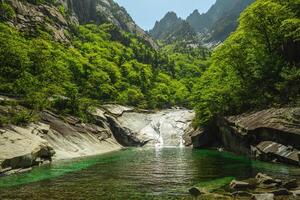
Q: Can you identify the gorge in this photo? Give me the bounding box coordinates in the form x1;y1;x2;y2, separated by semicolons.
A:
0;0;299;199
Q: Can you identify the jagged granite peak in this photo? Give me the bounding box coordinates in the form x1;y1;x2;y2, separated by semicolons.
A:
149;11;197;43
1;0;157;48
65;0;157;48
164;21;197;43
150;0;254;45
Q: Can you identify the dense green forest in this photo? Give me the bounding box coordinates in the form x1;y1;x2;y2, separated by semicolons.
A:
192;0;300;125
0;0;299;127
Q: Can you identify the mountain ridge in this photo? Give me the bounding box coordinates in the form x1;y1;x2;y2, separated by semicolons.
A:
149;0;255;45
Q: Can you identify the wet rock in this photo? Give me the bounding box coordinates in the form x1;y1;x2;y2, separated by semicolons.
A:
199;193;232;200
271;188;292;196
232;191;253;197
189;187;205;196
118;109;195;147
254;141;300;166
230;180;255;190
252;193;274;200
189;177;234;197
106;115;144;147
255;173;281;185
1;153;33;169
283;179;298;190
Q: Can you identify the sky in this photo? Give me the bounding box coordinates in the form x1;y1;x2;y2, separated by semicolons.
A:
114;0;216;30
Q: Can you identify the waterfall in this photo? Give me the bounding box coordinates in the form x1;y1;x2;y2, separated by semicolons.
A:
119;109;195;148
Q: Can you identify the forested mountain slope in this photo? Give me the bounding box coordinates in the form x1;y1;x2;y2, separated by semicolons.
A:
192;0;300;125
0;0;209;126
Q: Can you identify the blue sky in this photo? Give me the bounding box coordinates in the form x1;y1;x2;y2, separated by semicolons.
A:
114;0;216;30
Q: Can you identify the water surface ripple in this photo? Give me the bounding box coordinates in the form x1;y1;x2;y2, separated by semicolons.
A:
0;148;299;200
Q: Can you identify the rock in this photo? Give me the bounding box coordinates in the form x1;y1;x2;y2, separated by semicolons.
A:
283;179;298;190
106;115;144;147
271;188;292;196
91;108;107;121
198;193;232;200
18;167;32;174
254;141;300;166
190;177;235;197
291;190;300;196
102;104;134;116
183;126;216;148
252;193;274;200
217;107;300;165
118;109;195;147
230;180;255;190
255;173;281;185
232;191;253;197
1;153;33;169
189;187;205;196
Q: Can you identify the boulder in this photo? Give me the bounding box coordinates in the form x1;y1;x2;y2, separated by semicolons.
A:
1;153;33;169
217;107;300;165
255;173;281;185
283;179;298;190
232;191;253;197
271;188;292;196
252;193;274;200
230;180;255;190
253;141;300;166
189;177;234;197
188;187;205;196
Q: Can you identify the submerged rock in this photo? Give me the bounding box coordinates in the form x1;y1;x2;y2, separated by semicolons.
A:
189;177;234;197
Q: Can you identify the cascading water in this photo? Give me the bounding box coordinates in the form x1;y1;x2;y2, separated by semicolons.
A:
118;109;195;148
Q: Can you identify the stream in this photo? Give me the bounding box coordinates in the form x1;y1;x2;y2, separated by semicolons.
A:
0;148;299;200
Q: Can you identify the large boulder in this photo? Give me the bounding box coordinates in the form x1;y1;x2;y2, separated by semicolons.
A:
253;141;300;166
217;107;300;165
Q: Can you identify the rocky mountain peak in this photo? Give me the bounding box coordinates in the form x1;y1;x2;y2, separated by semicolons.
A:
1;0;157;48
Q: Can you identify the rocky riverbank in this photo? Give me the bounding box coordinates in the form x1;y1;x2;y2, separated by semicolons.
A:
0;104;194;176
185;107;300;166
189;173;300;200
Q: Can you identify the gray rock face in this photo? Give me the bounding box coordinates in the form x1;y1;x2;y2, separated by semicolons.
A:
217;107;300;166
1;104;195;175
65;0;157;48
3;0;157;48
183;126;217;148
5;0;71;42
253;141;300;166
117;109;195;147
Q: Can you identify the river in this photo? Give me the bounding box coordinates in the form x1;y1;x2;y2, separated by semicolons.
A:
0;148;299;200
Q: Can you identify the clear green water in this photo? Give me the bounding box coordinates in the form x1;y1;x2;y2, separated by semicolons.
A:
0;148;299;200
